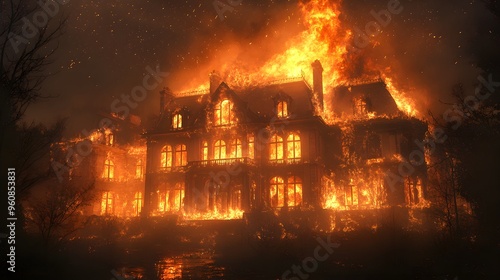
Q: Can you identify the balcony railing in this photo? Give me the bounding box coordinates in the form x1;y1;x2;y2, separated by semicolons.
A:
268;158;302;165
189;157;254;167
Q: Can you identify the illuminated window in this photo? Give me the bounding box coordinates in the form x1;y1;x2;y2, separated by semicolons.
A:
172;113;182;129
405;178;423;205
135;159;143;179
270;176;285;208
286;133;301;160
353;97;367;116
133;192;143;216
277;100;288;118
345;180;359;206
214;99;235;126
102;159;114;180
230;139;242;158
269;134;284;162
287;176;303;207
105;133;114;146
175;144;187;166
202;141;208;161
161;145;173;170
248;135;254;159
159;183;185;212
100;191;114;215
213;140;226;160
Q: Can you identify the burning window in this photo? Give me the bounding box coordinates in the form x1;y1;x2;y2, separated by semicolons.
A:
105;132;114;146
230;139;242;158
248;135;254;159
158;183;185;212
405;178;423;206
286;133;301;160
133;192;143;216
277;100;289;118
161;145;173;170
175;144;187;166
287;176;303;207
214;140;227;160
353;97;367;116
172;113;182;130
345;180;359;206
102;159;114;180
100;191;114;215
202;141;208;161
135;159;143;179
269;134;284;162
214;99;235;126
270;176;285;208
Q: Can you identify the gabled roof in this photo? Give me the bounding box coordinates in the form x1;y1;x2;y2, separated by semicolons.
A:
329;81;399;117
152;79;315;133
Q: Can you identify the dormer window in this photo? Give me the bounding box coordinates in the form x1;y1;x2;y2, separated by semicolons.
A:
277;100;289;118
214;99;235;126
353;97;367;116
172;113;182;129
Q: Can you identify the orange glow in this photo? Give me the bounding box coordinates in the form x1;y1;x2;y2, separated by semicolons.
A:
384;76;419;117
175;144;187;166
172;113;182;129
213;140;227;160
202;141;208;161
102;159;114;180
133;192;143;216
248;135;254;159
214;99;236;126
100;191;114;215
269;134;284;161
277;101;289;118
135;159;143;179
287;176;303;207
286;133;301;160
229;139;242;158
270;176;285;208
161;145;173;169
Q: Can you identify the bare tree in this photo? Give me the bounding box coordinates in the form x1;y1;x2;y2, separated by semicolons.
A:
25;179;96;246
0;0;66;152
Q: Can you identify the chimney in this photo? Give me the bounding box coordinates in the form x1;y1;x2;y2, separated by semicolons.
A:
159;87;173;115
209;70;222;94
311;59;324;112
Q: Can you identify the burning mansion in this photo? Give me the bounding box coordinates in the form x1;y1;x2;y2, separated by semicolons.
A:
55;60;429;222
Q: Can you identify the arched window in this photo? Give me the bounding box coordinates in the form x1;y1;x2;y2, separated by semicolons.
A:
214;99;235;126
213;140;226;160
135;159;143;179
270;176;285;208
286;133;301;160
133;192;143;216
287;176;303;207
161;145;173;170
202;141;208;161
175;144;187;166
100;191;114;215
277;100;288;118
172;113;182;129
230;139;242;158
103;159;114;180
269;134;284;162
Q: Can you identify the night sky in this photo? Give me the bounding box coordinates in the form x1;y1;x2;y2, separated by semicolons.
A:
24;0;499;136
